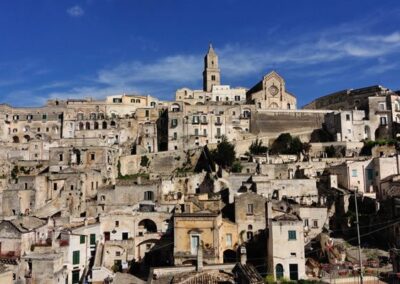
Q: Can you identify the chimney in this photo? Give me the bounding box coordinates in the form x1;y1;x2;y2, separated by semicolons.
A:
196;244;203;272
240;245;247;265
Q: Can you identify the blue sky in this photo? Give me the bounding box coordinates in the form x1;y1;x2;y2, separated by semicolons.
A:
1;0;400;107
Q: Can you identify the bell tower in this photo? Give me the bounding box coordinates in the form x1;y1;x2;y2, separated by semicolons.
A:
203;43;221;92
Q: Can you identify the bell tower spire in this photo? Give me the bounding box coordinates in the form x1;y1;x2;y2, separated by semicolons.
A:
203;43;221;92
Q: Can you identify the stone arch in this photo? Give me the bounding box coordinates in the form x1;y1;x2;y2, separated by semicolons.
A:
94;121;99;130
85;122;91;130
110;121;116;127
171;103;181;112
79;122;84;130
223;249;236;263
138;219;157;233
102;121;107;129
269;102;279;109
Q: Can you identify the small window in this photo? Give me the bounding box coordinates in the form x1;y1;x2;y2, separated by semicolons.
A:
90;234;96;245
80;235;85;244
346;114;350;121
247;204;254;215
288;230;296;240
42;114;47;120
352;169;358;177
59;154;63;161
72;250;80;265
53;183;58;191
90;153;95;161
145;110;149;117
122;232;128;240
226;234;232;247
115;221;119;227
211;75;216;81
313;220;318;228
116;251;121;256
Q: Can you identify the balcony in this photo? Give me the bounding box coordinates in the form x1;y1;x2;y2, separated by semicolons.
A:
200;120;208;125
192;120;200;125
215;134;223;139
239;115;251;119
214;121;223;126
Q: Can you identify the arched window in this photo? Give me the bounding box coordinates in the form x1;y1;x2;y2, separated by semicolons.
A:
276;264;284;279
79;122;84;130
110;121;116;127
90;113;96;120
85;122;91;130
13;136;20;143
102;121;107;129
77;113;84;120
94;122;99;130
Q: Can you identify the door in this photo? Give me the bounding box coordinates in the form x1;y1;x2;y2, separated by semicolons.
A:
104;232;110;241
289;264;298;280
191;235;199;255
72;270;80;284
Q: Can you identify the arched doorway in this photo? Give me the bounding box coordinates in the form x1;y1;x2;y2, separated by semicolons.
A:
276;263;284;279
12;136;19;143
223;249;236;263
138;219;157;233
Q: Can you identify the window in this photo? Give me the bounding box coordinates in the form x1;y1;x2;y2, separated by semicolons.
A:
313;220;318;228
226;234;232;247
288;230;296;240
235;96;240;101
90;153;95;161
173;132;177;140
145;110;149;117
194;128;199;136
42;114;47;120
203;129;207;136
352;169;358;177
380;116;387;125
122;232;128;240
171;119;178;127
90;234;96;245
115;221;119;227
53;183;58;191
113;98;122;103
80;236;85;244
304;219;309;227
211;75;216;81
116;251;121;256
378;102;386;111
72;251;80;265
144;191;154;201
346;114;350;121
247;204;254;215
59;154;63;161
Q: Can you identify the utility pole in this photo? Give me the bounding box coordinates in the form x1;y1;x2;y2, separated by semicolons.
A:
354;188;363;284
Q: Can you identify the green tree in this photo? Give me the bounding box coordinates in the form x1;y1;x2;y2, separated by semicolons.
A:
211;136;236;169
271;133;306;155
249;138;268;155
231;161;243;173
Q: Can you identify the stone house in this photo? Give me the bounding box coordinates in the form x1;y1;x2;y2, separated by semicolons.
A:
267;213;306;281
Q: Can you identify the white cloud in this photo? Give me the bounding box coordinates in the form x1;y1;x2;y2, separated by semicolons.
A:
67;5;84;17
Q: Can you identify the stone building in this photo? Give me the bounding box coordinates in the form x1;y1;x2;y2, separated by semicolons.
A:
267;213;306;281
247;71;297;110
